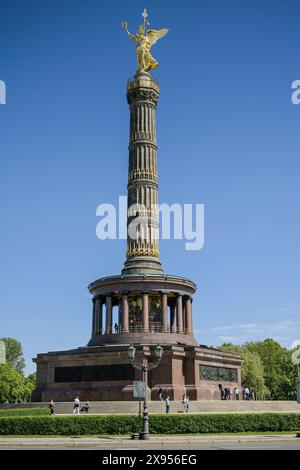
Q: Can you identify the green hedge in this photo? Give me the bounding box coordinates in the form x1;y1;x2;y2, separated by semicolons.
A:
0;415;140;435
150;413;300;434
0;408;48;417
0;413;300;436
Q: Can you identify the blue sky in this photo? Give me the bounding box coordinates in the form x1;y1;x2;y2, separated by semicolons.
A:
0;0;299;374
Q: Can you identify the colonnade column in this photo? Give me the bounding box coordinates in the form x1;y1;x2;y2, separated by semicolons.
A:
105;295;112;334
92;291;193;337
161;292;168;332
182;299;186;334
185;297;193;335
92;298;97;337
170;302;176;333
122;293;129;333
142;292;149;332
176;294;183;334
92;297;103;336
96;297;103;336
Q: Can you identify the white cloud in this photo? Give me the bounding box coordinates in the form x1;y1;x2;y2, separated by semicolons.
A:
217;336;239;343
205;318;300;348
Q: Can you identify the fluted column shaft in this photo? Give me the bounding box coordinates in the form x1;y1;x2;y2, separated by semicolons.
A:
122;74;164;275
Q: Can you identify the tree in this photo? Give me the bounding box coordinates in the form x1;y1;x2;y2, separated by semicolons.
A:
245;339;297;400
27;372;37;385
241;351;269;399
218;339;298;400
0;338;25;373
217;343;244;355
0;363;34;403
218;342;269;399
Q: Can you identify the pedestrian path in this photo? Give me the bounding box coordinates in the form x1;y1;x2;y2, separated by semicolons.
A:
0;434;299;448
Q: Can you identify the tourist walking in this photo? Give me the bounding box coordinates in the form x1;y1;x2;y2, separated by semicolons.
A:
158;387;163;401
234;387;240;400
73;396;80;415
183;395;190;413
49;399;55;416
165;396;171;413
244;387;250;400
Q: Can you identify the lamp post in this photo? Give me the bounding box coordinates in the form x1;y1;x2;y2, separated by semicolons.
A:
128;344;163;440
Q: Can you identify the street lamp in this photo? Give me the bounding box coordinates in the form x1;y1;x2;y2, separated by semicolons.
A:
128;343;163;440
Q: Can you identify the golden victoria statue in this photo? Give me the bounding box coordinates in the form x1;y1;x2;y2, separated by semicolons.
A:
122;9;168;73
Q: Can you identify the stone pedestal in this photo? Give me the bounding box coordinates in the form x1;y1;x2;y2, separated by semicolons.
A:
32;344;242;402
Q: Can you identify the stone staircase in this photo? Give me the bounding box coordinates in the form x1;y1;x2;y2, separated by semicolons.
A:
54;400;300;414
2;401;299;414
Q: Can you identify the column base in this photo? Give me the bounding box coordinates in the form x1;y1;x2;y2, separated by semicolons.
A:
122;257;165;276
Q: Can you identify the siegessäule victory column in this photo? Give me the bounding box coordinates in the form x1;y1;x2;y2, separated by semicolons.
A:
32;10;242;404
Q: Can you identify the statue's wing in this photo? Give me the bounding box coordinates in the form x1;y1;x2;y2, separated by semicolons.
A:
146;28;169;46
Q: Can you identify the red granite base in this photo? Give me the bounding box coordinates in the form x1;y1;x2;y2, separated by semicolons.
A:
32;344;242;402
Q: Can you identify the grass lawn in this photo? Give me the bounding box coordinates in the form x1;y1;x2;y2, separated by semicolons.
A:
0;408;48;417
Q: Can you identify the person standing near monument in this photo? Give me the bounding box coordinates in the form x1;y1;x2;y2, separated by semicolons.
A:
165;396;171;413
48;399;55;416
183;396;190;413
73;396;80;415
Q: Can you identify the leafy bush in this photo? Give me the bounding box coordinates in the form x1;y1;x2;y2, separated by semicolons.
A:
0;364;35;402
0;413;299;436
